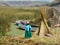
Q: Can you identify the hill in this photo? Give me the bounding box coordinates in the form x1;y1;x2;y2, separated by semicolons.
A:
0;1;48;7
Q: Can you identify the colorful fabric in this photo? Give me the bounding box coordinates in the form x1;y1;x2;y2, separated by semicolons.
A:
25;25;32;38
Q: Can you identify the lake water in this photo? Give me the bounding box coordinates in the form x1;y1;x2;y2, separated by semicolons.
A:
18;23;38;31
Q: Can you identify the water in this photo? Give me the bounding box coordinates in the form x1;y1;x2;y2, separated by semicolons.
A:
18;23;38;31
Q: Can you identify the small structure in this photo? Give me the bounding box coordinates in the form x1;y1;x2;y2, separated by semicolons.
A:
33;7;60;37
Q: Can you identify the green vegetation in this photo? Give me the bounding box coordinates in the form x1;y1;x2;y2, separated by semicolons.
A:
0;6;39;36
6;23;25;36
0;6;60;45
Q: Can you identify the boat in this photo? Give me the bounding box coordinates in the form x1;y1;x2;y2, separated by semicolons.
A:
18;23;38;32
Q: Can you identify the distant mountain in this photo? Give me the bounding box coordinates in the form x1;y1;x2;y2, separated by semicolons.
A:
0;1;48;7
46;1;60;6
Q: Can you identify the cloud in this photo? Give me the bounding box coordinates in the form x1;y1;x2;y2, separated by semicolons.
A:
0;0;54;2
0;0;30;1
0;0;25;1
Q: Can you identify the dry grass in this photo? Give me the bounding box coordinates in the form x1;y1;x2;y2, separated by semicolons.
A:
16;12;34;15
0;6;39;36
0;6;60;45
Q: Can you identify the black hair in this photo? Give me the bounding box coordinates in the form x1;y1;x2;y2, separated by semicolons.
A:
26;23;29;25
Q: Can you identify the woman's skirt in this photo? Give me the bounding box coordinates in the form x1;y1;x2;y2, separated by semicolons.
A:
25;30;32;38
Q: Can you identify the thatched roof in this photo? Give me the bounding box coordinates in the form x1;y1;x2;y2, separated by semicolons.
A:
46;7;60;27
34;7;60;27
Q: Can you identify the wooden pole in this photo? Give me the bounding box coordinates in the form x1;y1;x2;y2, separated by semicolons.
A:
33;7;53;38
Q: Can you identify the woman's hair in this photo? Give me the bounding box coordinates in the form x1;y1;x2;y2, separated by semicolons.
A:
26;23;29;25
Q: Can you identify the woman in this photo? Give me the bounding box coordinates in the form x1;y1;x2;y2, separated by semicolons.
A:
25;21;32;38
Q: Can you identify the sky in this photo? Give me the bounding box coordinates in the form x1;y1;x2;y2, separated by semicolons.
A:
0;0;54;2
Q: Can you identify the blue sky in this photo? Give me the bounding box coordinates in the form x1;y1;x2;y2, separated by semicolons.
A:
0;0;54;2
